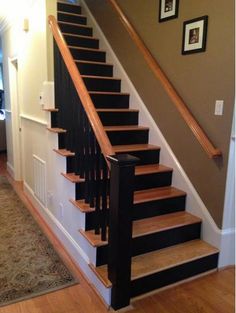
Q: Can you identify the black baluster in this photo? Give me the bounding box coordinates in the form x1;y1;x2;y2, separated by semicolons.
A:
101;155;108;241
74;100;81;176
95;141;101;235
89;128;95;208
84;114;90;203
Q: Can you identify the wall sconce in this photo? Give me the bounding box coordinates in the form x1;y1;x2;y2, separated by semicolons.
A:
23;18;29;32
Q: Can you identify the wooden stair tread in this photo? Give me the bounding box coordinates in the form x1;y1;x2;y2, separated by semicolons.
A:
135;164;172;175
53;149;75;157
96;108;139;112
75;60;113;66
132;212;201;237
58;21;89;28
43;108;59;112
134;186;186;204
80;229;108;247
47;127;66;133
70;199;95;213
79;212;201;247
89;91;129;95
104;125;149;131
61;172;84;183
58;11;86;18
93;240;219;288
68;46;105;53
81;75;120;80
58;1;81;6
62;33;97;40
113;144;160;153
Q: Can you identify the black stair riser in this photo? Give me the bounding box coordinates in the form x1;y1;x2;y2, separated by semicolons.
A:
83;77;121;92
58;132;75;152
82;195;185;229
50;112;58;128
76;62;113;77
75;182;110;201
90;93;130;109
73;169;171;198
133;195;186;220
58;12;87;25
84;211;97;231
63;34;99;49
107;129;149;145
135;171;172;190
132;223;201;256
98;111;139;126
95;222;201;266
58;133;66;149
130;253;219;297
59;23;93;37
70;48;106;62
57;3;82;14
66;156;76;173
116;149;160;165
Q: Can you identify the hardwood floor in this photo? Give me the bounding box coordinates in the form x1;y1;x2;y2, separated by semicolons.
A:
0;153;235;313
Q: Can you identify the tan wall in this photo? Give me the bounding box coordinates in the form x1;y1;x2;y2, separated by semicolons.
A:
84;0;235;227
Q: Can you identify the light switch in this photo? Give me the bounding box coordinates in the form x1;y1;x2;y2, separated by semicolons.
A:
215;100;224;116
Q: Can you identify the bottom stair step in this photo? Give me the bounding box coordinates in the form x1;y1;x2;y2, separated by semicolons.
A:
90;240;219;295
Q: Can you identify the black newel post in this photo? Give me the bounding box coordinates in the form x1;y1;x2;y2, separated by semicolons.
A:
107;154;139;310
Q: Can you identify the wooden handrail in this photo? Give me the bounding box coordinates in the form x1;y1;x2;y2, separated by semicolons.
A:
48;15;115;167
108;0;222;159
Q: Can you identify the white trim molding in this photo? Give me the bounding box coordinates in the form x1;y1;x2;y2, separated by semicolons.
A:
7;161;14;178
20;114;48;126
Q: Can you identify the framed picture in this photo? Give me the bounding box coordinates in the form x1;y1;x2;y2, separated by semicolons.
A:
182;16;208;55
159;0;179;22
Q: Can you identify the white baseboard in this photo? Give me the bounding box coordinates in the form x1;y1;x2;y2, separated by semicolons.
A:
23;181;111;305
80;0;234;267
7;161;14;178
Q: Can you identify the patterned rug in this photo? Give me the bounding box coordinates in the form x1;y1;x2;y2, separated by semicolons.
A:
0;176;77;307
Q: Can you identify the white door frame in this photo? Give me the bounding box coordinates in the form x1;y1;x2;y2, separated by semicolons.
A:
8;56;22;181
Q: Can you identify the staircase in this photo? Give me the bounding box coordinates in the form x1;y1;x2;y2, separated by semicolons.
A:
47;2;219;310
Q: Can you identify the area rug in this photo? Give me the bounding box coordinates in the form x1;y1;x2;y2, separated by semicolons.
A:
0;176;77;307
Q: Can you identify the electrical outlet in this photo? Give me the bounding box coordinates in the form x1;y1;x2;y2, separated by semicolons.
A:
215;100;224;116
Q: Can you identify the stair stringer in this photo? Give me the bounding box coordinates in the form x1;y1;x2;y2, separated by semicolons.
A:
80;0;224;256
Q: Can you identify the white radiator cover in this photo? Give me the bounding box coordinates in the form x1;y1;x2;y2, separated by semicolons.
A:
33;154;46;206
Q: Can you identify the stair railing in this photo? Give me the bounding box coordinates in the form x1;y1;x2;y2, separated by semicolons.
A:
49;15;114;164
49;15;135;308
108;0;222;159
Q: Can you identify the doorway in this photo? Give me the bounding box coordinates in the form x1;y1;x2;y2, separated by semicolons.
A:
8;57;22;181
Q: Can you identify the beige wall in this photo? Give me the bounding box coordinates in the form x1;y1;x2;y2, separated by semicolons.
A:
84;0;235;227
1;0;55;186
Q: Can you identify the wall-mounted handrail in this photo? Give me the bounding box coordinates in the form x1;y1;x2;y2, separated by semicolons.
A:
48;15;115;166
108;0;222;159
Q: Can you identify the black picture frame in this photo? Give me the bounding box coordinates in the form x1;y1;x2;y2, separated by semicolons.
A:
159;0;179;22
182;15;208;55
